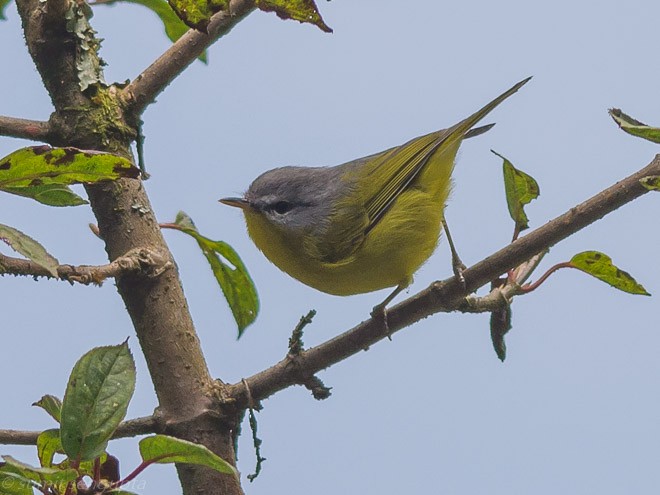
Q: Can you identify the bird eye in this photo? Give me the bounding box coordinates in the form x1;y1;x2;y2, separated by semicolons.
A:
272;201;293;215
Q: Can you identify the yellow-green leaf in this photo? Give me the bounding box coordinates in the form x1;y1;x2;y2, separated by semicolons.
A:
4;183;87;207
1;456;77;486
0;468;34;495
33;395;63;423
0;146;139;191
492;150;539;232
168;211;258;337
609;108;660;144
255;0;332;33
139;435;237;476
570;251;650;296
640;175;660;191
167;0;229;31
0;224;59;277
36;429;63;468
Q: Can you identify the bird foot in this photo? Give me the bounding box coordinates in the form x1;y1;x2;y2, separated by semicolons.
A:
370;303;392;340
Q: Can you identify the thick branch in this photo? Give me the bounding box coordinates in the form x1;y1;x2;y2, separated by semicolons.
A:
15;1;248;493
0;248;171;284
227;155;660;407
0;415;157;445
0;115;51;141
123;0;256;115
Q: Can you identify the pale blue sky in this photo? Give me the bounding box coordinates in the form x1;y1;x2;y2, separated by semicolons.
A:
1;1;659;494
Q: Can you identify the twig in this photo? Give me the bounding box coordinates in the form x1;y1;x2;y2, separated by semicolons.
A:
123;0;257;115
288;310;316;355
0;415;158;445
226;155;660;407
0;247;171;284
0;115;51;141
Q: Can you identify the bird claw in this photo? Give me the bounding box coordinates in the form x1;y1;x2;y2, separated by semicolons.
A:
452;257;467;291
370;303;392;340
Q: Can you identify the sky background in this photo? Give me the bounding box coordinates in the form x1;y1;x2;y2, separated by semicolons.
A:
1;1;659;494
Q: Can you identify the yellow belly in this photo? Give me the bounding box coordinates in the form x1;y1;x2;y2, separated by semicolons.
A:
244;188;445;296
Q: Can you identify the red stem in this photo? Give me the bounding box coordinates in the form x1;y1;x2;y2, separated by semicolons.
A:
519;261;573;293
110;454;174;489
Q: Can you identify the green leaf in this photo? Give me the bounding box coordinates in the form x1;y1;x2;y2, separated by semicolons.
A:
60;342;136;461
0;468;33;495
139;435;237;476
3;183;88;207
640;175;660;191
169;211;258;337
609;108;660;144
32;395;63;423
0;146;139;191
0;223;59;277
94;0;207;63
0;0;11;21
1;456;77;486
492;150;540;232
570;251;650;296
167;0;229;31
255;0;332;33
36;429;63;468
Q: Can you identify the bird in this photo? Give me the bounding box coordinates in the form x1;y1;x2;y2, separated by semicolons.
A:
221;77;530;316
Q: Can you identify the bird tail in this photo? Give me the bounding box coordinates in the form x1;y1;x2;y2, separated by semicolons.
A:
448;76;532;146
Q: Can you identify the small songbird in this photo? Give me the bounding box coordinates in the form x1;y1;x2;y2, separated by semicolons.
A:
221;78;530;313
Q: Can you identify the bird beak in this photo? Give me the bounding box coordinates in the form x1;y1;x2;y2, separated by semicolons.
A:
219;197;251;210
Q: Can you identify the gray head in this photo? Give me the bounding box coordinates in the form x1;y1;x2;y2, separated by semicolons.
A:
221;165;347;232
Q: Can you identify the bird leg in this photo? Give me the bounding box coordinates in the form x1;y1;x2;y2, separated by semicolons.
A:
442;217;467;289
371;283;406;339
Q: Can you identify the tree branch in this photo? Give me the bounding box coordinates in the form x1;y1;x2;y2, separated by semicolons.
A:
227;155;660;407
0;115;51;141
0;415;158;446
123;0;256;116
0;247;171;284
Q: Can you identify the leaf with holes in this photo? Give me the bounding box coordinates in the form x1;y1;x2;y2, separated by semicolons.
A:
60;342;136;461
0;146;139;193
256;0;332;32
0;224;59;277
570;251;650;296
168;211;259;337
492;150;539;232
609;109;660;144
140;435;237;475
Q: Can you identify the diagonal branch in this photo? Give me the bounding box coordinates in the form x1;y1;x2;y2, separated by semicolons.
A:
122;0;256;116
226;155;660;407
0;415;158;445
0;115;51;141
0;247;172;284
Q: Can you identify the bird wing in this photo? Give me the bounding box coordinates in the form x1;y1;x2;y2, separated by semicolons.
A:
310;77;531;264
364;78;531;237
